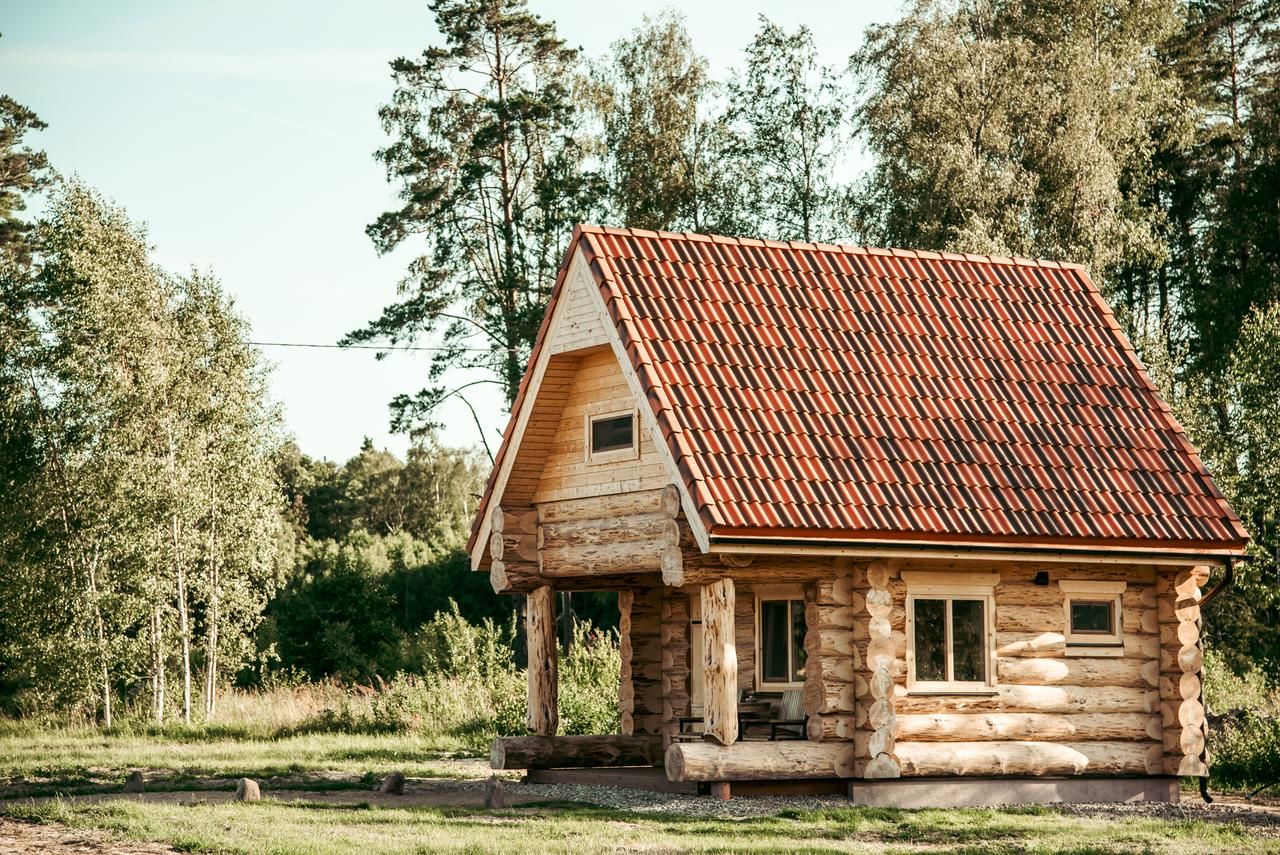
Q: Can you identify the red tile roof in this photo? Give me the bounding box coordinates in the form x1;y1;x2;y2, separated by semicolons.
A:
476;225;1249;556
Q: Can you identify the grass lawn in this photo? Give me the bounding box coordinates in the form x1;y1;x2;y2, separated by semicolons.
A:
0;723;480;795
2;723;1277;854
6;798;1274;855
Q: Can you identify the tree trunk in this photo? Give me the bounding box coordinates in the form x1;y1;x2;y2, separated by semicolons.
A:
204;477;219;719
175;512;191;726
87;546;111;729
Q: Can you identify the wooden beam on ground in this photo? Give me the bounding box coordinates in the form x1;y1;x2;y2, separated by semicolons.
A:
665;741;856;782
490;735;663;770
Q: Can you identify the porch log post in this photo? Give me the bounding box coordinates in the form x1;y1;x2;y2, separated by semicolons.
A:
527;584;558;736
702;577;738;746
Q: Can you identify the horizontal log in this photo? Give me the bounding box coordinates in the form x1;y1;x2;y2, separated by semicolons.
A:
486;737;660;767
997;657;1159;689
997;632;1158;659
490;561;661;593
490;559;539;594
665;741;856;782
541;539;671;576
539;513;679;550
815;575;856;607
536;486;680;524
896;712;1161;742
997;604;1069;633
664;560;831;588
491;531;537;563
895;740;1163;777
892;685;1158;715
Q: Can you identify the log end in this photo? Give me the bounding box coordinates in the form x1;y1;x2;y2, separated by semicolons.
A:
489;739;505;770
664;742;686;782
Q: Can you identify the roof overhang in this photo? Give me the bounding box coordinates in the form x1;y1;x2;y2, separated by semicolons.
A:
707;532;1244;567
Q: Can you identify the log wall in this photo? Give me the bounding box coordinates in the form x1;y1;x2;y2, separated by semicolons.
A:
884;561;1169;779
1158;566;1210;777
620;586;664;737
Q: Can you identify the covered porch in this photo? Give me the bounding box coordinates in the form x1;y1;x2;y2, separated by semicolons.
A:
485;487;861;798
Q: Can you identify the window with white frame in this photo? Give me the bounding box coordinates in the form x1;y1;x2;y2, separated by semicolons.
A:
1060;580;1125;653
903;571;998;693
585;409;637;463
755;586;807;689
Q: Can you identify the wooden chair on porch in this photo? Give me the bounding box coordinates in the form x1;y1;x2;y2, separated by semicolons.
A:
741;689;806;741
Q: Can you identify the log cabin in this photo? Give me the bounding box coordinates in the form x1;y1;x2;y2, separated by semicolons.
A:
468;225;1249;806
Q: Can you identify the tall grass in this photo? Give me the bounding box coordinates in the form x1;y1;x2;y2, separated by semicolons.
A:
1203;649;1280;791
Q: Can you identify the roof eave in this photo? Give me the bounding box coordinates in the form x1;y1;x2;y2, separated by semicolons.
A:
707;532;1247;565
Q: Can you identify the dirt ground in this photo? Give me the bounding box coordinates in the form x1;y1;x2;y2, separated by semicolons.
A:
0;818;179;855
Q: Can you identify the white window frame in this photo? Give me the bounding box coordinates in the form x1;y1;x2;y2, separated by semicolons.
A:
1060;580;1125;655
903;571;998;694
754;584;806;691
584;408;639;464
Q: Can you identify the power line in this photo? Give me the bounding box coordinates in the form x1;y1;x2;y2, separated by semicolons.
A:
247;339;515;353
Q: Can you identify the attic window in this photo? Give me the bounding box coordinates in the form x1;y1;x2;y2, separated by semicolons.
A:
587;410;637;462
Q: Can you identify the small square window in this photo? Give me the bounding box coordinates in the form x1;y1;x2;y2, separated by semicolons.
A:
586;411;637;462
1070;600;1115;635
1059;581;1125;650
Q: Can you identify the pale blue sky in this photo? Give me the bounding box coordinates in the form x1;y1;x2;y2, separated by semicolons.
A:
4;0;894;462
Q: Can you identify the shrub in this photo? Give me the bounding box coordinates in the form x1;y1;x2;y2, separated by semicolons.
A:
559;624;621;735
278;607;621;752
1204;649;1280;791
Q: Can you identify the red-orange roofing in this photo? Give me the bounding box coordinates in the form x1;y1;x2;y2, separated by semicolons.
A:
471;225;1248;555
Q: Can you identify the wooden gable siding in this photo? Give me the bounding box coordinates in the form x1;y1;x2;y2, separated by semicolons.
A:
531;348;669;504
497;353;582;508
546;259;609;354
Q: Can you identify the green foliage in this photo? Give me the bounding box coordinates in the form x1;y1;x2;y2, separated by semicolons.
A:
587;12;741;234
283;610;619;752
0;40;54;266
724;18;848;242
347;0;605;424
1202;649;1280;790
263;537;514;684
852;0;1181;275
0;182;285;724
557;623;622;736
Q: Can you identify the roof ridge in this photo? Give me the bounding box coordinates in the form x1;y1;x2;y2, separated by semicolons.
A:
573;223;1087;272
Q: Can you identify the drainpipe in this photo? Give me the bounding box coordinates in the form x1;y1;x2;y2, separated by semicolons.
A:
1196;557;1237;804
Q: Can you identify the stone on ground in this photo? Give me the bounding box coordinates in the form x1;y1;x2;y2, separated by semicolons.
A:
123;770;145;793
484;774;506;809
235;778;261;801
379;771;406;795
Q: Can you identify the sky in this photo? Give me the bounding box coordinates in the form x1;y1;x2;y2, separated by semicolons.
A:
4;0;895;463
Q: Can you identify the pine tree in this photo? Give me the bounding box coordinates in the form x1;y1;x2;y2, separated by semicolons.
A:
347;0;603;429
